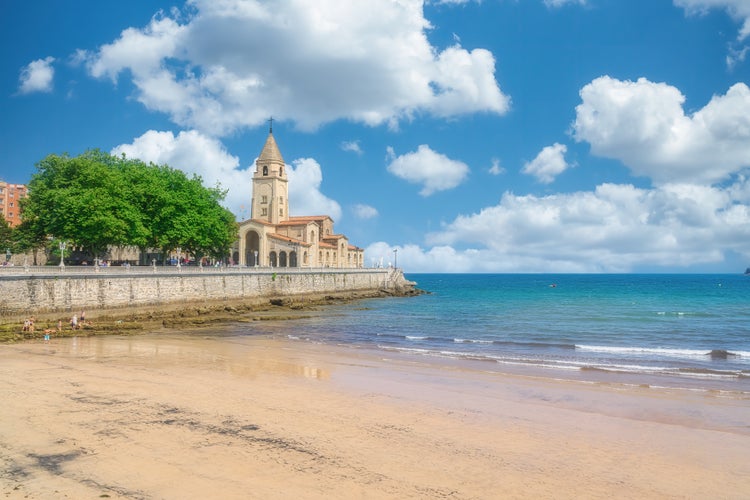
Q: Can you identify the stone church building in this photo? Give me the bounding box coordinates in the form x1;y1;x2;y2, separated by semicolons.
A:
234;129;365;268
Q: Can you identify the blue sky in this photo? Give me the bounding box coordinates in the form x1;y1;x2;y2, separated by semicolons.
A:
2;0;750;272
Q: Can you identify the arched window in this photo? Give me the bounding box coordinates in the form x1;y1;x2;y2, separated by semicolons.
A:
263;166;268;176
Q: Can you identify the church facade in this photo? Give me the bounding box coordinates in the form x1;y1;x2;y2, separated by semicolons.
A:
235;130;365;268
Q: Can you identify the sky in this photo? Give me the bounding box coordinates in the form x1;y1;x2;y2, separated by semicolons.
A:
2;0;750;273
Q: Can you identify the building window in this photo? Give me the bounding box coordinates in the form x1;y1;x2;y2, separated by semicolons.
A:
280;167;283;176
261;195;268;204
263;166;268;176
261;208;268;216
9;202;13;208
279;208;283;217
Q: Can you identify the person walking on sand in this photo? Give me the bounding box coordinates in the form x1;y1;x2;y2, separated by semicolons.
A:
71;314;78;330
80;310;86;328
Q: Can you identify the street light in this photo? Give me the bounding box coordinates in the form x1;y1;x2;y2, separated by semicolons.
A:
59;241;67;268
393;248;398;269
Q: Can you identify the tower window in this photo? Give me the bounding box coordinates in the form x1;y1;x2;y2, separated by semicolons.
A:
263;166;268;176
261;195;268;204
261;208;268;216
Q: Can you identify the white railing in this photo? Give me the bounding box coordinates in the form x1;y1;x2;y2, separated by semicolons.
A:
0;264;389;277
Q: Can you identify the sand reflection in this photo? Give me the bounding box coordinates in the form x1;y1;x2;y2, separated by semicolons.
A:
56;334;330;380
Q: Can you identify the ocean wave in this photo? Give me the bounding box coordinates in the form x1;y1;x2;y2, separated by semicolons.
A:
576;344;750;359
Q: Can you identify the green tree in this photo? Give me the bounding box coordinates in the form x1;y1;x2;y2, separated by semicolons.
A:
23;150;237;263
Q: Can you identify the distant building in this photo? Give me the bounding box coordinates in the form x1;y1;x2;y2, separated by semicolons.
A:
0;181;27;227
236;129;365;268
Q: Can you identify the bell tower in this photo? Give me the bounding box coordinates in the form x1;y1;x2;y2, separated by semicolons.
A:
251;119;289;224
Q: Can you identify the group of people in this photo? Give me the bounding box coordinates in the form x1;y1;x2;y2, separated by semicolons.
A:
22;311;88;343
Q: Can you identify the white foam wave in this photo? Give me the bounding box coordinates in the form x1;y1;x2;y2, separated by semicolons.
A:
576;345;750;359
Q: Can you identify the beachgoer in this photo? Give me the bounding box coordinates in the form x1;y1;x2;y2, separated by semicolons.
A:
22;319;29;332
71;314;78;330
80;310;86;326
57;319;62;332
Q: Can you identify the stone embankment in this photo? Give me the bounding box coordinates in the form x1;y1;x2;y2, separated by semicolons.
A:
0;266;422;342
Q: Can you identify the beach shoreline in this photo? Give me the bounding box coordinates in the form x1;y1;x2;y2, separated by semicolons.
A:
0;289;420;343
2;331;749;499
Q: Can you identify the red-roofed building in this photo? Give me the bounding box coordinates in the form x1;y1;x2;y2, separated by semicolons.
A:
236;129;364;268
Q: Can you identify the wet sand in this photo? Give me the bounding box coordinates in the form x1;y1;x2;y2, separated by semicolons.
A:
1;333;749;499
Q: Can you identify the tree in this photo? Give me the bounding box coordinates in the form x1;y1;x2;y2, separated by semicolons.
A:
22;150;237;263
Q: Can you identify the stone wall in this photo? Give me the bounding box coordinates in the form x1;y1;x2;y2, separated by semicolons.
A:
0;267;409;316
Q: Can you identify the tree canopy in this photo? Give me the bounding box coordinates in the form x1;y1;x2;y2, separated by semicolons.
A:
19;150;238;262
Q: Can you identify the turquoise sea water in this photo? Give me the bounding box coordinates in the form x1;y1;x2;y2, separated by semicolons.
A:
233;274;750;392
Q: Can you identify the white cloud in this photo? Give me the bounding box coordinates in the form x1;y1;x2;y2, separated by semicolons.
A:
521;143;570;183
287;158;342;221
544;0;587;7
353;204;379;219
341;140;363;155
573;76;750;185
84;0;509;136
111;129;247;216
375;180;750;273
112;130;342;222
488;158;504;175
386;144;470;196
17;57;56;94
675;0;750;39
675;0;750;67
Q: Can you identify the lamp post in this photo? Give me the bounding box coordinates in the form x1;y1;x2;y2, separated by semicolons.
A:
176;247;181;269
59;241;67;269
393;248;398;269
5;248;10;264
254;250;258;268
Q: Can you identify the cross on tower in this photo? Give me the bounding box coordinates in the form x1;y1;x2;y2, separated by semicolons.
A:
268;116;273;133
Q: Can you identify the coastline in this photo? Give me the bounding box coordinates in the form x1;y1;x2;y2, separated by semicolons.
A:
2;331;749;499
0;288;420;343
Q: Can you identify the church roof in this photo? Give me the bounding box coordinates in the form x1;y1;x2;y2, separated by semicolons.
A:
258;132;284;165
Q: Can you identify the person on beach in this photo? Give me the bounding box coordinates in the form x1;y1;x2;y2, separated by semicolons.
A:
57;319;62;332
71;314;78;330
80;311;86;328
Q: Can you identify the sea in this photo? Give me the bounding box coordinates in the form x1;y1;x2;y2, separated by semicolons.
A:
231;273;750;393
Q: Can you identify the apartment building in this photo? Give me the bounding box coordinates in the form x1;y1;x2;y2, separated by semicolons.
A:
0;181;28;227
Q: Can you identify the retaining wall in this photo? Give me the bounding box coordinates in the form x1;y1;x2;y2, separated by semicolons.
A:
0;267;406;316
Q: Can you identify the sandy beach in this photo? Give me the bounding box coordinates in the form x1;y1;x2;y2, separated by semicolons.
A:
1;331;749;499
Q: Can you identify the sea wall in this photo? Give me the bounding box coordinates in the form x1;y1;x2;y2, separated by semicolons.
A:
0;267;412;316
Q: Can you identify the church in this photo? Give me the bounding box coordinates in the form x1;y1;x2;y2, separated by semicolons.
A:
234;128;365;268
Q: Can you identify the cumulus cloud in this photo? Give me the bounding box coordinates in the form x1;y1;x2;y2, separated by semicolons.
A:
112;130;342;221
488;158;504;175
378;180;750;273
17;57;56;94
111;129;246;215
572;76;750;185
386;144;470;196
287;158;342;221
544;0;587;7
521;143;570;183
83;0;509;136
341;140;363;155
674;0;750;66
353;204;379;219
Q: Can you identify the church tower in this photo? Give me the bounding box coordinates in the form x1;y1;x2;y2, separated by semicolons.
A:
251;121;289;225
